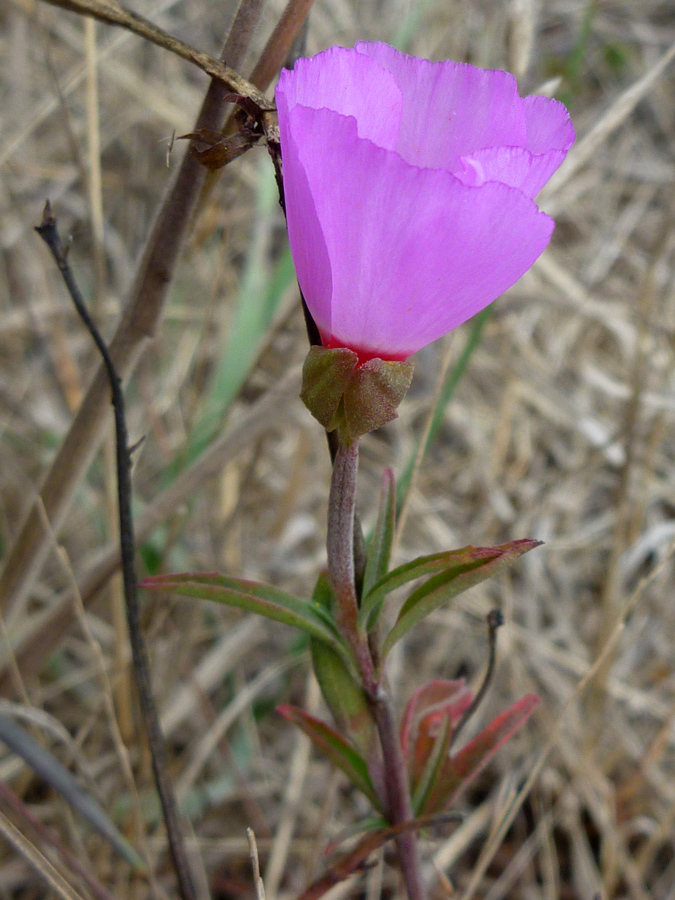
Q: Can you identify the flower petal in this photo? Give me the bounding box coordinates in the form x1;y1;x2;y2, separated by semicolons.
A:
276;90;333;332
286;105;554;360
355;42;528;170
523;94;576;155
276;45;402;149
456;145;568;198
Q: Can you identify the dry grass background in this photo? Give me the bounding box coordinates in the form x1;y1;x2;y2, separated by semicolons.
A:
1;0;675;897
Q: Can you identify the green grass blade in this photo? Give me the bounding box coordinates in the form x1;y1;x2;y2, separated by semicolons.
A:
396;307;491;519
360;468;396;609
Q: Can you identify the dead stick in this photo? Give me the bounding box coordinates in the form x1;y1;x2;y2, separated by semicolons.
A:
36;203;196;900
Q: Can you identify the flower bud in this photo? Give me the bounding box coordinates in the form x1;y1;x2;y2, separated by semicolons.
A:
301;346;413;440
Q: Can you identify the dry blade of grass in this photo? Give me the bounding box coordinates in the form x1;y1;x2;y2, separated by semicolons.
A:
541;39;675;202
0;804;91;900
0;780;120;900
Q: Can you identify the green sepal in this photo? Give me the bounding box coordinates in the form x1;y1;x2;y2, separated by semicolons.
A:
300;346;414;440
300;346;358;431
343;358;414;440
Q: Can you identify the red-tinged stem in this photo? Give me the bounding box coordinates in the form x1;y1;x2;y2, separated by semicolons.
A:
326;440;425;900
371;690;425;900
327;441;376;692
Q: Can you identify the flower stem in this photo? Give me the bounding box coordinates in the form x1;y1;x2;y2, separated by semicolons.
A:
326;441;376;690
326;440;425;900
371;690;426;900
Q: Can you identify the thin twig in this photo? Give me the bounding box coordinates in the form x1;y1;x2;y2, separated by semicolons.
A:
38;0;274;115
35;203;196;900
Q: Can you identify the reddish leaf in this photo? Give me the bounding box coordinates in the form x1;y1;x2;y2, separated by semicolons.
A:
278;706;381;811
400;680;474;815
423;694;540;815
399;680;472;781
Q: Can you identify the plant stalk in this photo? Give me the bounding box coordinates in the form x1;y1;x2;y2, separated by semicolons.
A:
326;440;425;900
370;691;425;900
326;442;376;692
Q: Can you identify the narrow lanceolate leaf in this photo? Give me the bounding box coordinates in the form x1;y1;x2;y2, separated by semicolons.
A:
310;639;376;762
422;694;540;815
310;572;376;760
141;572;353;671
360;540;538;629
277;706;382;811
361;468;396;604
0;715;145;870
381;540;541;655
400;680;473;815
410;714;452;816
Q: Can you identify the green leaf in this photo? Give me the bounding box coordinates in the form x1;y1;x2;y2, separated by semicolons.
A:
277;706;382;811
360;546;479;630
361;468;396;604
141;572;355;673
411;714;452;815
360;539;539;631
309;576;376;760
422;694;540;815
381;540;540;655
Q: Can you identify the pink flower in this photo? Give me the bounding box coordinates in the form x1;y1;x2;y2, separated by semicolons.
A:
276;43;574;362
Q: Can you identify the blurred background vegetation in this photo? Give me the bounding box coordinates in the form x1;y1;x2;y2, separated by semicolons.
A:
1;0;675;897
